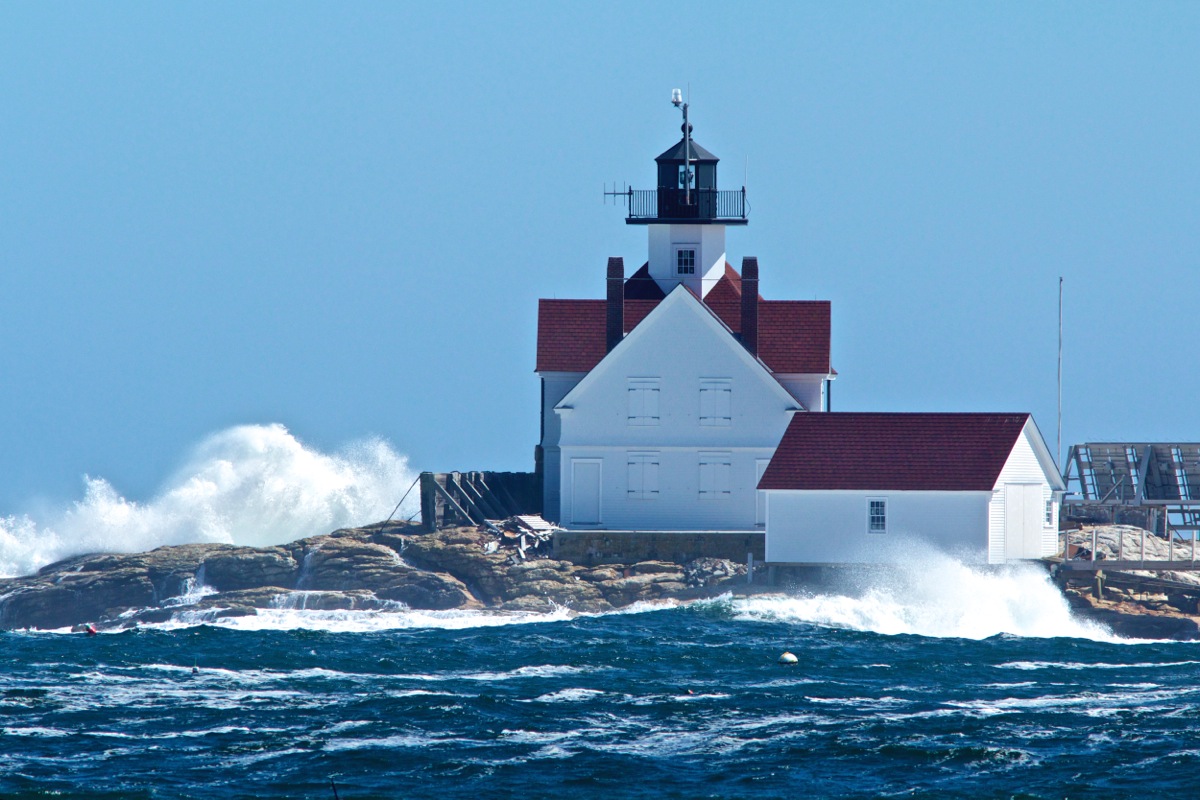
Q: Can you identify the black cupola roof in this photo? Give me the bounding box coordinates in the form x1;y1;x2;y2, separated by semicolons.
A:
655;132;719;164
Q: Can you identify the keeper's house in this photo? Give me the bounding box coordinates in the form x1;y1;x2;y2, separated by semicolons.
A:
759;413;1066;565
535;108;833;531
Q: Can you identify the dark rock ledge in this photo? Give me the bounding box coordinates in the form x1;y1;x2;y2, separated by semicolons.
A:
0;522;749;631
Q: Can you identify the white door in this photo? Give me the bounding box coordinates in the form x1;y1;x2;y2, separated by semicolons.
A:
571;460;602;525
1004;483;1044;560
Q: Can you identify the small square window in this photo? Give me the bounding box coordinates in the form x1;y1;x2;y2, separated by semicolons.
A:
867;499;887;534
676;249;696;275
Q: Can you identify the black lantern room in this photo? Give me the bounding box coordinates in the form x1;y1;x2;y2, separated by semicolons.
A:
620;118;747;225
655;126;721;220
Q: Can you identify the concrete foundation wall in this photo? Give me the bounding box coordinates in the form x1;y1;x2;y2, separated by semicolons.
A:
553;530;764;566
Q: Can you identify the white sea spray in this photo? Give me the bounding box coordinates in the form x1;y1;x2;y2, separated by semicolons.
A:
718;546;1118;642
0;423;415;578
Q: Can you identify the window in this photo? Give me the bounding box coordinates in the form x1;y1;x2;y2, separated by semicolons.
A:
700;379;731;426
676;248;696;275
699;453;732;499
627;452;660;500
1044;498;1054;527
627;379;660;426
867;498;888;534
677;164;695;190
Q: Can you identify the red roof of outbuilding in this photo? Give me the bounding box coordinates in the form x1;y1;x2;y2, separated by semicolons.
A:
758;412;1032;492
536;263;832;374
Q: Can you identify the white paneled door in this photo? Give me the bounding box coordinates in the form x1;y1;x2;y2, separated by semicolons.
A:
1004;483;1044;560
571;460;602;525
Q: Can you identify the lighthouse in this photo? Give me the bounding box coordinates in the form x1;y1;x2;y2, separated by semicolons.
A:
536;93;833;528
620;89;748;299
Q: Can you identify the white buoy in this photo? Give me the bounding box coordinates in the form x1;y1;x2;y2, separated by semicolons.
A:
778;651;798;665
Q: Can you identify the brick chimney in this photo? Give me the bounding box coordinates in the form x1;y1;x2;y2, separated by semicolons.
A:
740;257;759;358
606;257;624;352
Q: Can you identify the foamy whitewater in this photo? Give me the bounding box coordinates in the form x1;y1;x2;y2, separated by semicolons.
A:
728;553;1118;642
64;556;1111;643
0;423;416;577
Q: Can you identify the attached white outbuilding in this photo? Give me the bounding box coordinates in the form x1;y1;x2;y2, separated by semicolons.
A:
760;413;1066;565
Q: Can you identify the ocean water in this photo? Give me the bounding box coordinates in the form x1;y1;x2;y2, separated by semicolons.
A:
3;592;1199;800
3;427;1198;798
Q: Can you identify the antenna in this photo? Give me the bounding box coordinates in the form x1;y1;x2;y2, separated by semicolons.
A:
604;182;632;219
1058;276;1063;469
672;87;692;206
603;182;630;207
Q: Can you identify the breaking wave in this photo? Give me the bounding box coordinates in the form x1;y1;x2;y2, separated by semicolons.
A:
718;549;1117;642
0;424;415;578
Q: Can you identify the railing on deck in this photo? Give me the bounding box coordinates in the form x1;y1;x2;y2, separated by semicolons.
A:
1058;526;1200;572
625;188;747;222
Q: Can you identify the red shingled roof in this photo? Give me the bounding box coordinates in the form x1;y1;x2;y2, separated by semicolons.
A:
701;265;744;328
758;413;1032;492
535;300;607;373
758;301;832;374
536;263;832;374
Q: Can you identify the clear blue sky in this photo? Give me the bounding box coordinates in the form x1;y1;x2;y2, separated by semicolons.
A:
3;3;1199;513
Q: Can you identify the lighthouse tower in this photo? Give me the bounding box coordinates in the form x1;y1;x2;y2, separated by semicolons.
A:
623;89;748;299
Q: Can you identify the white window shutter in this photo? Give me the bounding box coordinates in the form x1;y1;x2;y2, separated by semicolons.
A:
715;387;731;422
645;387;659;420
717;461;731;494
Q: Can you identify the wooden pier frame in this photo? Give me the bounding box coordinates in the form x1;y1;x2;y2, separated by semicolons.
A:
1062;443;1200;534
419;471;540;531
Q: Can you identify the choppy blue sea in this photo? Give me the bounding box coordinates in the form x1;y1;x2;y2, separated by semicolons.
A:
4;574;1200;800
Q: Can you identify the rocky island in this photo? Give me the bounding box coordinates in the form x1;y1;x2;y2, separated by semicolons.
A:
5;520;1200;640
1057;525;1200;640
0;521;751;631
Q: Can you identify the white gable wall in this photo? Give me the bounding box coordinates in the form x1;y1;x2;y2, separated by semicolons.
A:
765;490;992;564
556;287;798;530
986;421;1062;563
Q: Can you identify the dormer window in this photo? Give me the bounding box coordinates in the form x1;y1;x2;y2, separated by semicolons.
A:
676;248;696;275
